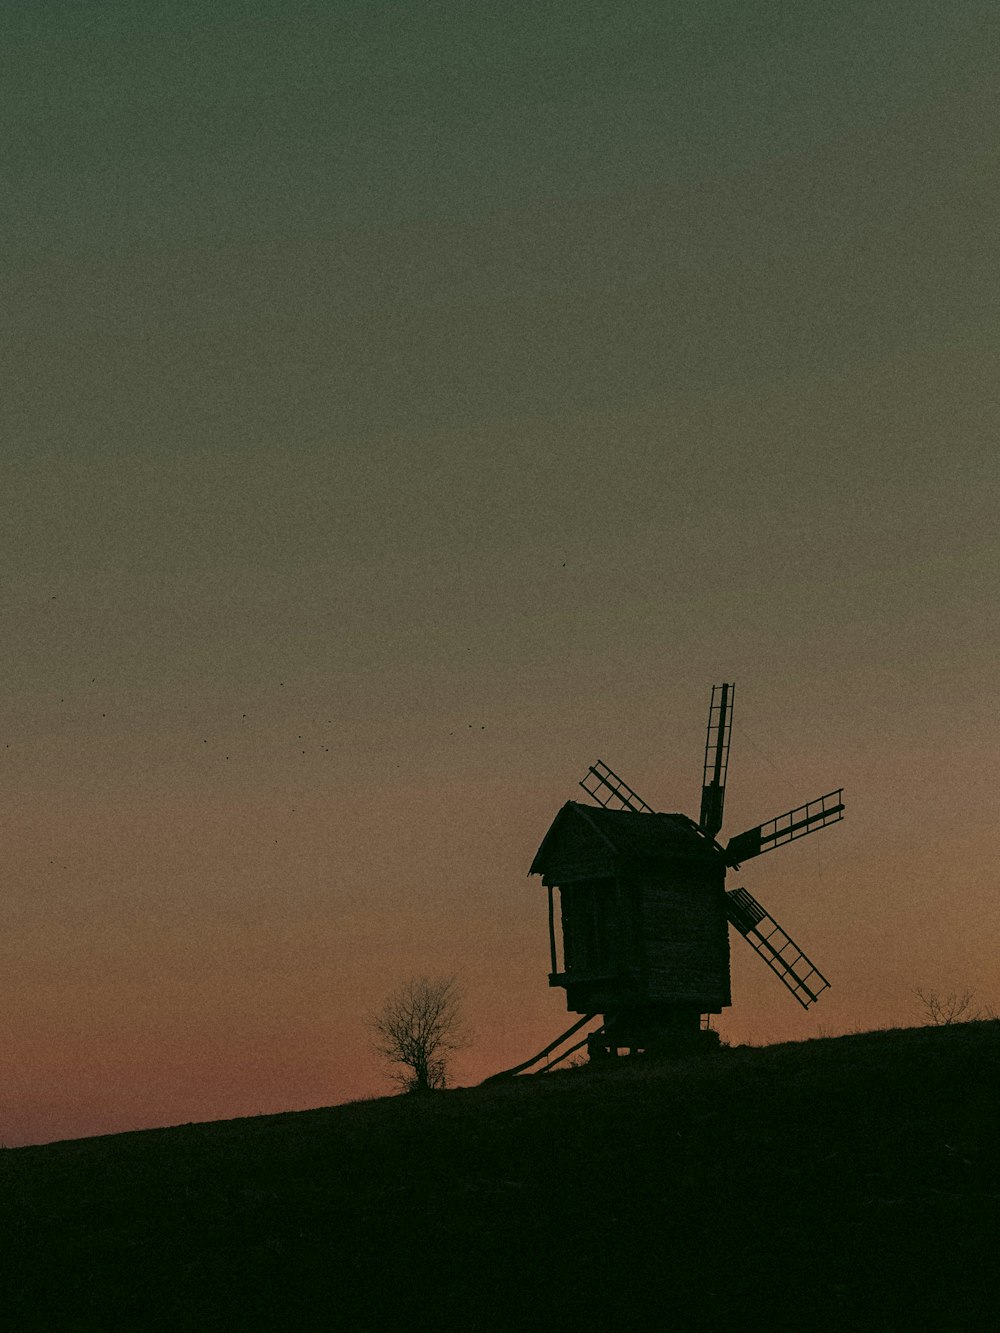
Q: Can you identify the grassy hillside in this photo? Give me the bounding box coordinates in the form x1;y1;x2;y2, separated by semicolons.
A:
5;1022;998;1331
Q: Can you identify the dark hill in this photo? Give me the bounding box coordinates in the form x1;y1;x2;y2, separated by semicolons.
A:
5;1023;999;1331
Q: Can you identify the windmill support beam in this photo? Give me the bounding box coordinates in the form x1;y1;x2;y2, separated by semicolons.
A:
591;1005;716;1058
479;1013;599;1083
537;1031;596;1073
547;885;557;974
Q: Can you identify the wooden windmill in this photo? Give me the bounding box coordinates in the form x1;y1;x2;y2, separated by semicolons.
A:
529;684;843;1058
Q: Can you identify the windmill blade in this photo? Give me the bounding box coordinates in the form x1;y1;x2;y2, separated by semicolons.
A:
579;760;654;813
725;788;844;866
699;682;734;837
726;887;831;1009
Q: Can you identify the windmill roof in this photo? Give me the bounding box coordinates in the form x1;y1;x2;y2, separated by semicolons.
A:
529;801;720;877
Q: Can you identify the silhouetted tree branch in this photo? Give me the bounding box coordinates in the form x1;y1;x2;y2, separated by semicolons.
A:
914;987;995;1026
371;976;467;1093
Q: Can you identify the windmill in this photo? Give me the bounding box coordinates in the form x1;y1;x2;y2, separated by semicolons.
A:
528;683;843;1059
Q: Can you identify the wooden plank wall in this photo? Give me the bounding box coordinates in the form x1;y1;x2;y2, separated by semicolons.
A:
639;870;731;1008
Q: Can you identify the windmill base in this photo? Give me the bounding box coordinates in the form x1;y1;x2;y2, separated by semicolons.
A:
587;1006;720;1060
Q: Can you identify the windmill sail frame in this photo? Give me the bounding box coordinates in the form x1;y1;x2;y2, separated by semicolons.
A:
579;760;654;814
699;682;734;837
726;886;831;1007
726;789;844;866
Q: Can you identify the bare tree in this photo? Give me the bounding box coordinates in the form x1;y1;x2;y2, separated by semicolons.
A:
371;976;467;1093
914;987;995;1026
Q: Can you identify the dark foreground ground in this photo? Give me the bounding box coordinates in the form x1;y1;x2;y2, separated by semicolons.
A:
5;1022;999;1331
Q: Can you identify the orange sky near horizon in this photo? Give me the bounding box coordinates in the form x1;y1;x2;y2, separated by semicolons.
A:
3;2;998;1147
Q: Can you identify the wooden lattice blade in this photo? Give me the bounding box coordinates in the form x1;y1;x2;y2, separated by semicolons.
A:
726;886;831;1008
579;760;654;813
725;789;844;866
699;682;734;837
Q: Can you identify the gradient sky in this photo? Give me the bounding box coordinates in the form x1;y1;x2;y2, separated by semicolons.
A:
3;1;998;1146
